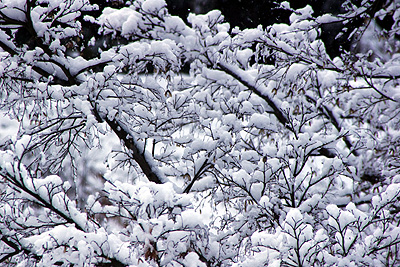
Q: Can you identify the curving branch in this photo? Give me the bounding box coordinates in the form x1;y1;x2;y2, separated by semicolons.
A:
217;62;291;130
217;61;337;158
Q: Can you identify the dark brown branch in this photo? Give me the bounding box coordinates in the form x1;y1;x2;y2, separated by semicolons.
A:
217;62;291;130
218;61;336;158
305;95;359;157
183;157;211;193
0;236;22;263
102;116;163;184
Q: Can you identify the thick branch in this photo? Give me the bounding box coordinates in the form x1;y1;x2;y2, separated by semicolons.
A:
218;61;336;158
0;236;23;263
103;116;163;184
217;62;291;129
305;95;359;157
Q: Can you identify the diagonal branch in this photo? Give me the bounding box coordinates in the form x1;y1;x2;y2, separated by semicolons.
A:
217;62;291;130
0;168;127;267
183;157;211;193
0;236;23;263
0;169;85;231
102;115;164;184
305;95;359;157
218;61;337;158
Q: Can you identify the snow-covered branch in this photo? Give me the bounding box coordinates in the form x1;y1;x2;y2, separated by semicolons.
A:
1;0;400;265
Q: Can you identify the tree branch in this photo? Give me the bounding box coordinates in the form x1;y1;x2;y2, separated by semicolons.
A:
217;62;291;130
0;2;166;185
218;61;336;158
102;115;163;184
305;95;359;157
0;236;23;263
183;157;211;193
0;169;128;267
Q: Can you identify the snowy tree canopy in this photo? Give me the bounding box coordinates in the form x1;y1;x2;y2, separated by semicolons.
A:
1;0;400;266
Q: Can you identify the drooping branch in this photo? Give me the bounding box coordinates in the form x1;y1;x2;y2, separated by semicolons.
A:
217;62;291;130
217;61;337;158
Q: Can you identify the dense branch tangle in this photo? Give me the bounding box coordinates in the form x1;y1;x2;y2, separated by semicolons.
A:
1;0;400;266
0;0;164;184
